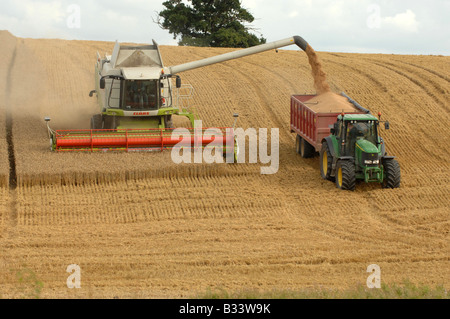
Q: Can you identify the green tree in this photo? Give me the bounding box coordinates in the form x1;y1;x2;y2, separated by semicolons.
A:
156;0;266;48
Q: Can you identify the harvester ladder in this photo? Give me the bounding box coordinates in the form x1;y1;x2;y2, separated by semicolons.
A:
108;78;122;108
176;84;194;111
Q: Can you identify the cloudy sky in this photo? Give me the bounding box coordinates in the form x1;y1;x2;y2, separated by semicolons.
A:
1;0;448;54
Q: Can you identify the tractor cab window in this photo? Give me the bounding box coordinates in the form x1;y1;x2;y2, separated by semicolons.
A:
123;80;158;110
344;121;378;155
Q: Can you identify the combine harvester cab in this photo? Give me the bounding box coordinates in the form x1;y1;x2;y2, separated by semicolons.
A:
47;35;309;159
90;40;195;130
290;93;400;190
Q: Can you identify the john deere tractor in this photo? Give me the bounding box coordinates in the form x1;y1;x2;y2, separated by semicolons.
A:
320;113;401;190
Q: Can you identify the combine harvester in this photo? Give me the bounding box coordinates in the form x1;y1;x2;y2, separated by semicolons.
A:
46;36;309;160
290;93;401;190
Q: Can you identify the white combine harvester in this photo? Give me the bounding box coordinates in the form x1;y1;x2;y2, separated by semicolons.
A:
46;36;308;154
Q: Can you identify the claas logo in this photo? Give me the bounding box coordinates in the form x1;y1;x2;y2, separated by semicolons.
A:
133;112;150;116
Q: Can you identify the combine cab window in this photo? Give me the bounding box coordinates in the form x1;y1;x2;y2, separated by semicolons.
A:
123;80;158;110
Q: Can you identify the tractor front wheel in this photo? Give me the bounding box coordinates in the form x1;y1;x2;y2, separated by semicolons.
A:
382;159;401;188
335;160;356;191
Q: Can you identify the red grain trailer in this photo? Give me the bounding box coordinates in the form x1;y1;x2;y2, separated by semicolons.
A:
290;93;367;158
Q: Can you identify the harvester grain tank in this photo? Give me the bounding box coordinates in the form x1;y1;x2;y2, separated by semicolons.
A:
47;36;308;153
290;93;400;190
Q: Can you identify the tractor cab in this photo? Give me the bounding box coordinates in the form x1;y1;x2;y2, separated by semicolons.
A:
328;113;389;185
333;114;382;159
320;109;399;190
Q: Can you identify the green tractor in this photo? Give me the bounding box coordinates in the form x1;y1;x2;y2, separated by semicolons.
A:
320;113;400;190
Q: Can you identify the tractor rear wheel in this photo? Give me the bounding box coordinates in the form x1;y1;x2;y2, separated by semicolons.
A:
90;114;102;129
335;160;356;191
382;159;401;188
320;142;334;181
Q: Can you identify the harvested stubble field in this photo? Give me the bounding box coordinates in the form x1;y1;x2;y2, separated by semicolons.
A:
0;30;449;298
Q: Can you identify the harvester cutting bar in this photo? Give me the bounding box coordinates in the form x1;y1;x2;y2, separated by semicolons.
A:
53;128;235;152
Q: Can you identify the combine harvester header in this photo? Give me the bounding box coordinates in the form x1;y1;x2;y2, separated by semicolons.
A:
48;126;236;154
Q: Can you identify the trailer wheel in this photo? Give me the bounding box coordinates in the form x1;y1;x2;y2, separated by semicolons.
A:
320;143;334;181
295;135;302;154
90;114;102;130
300;138;315;158
335;160;356;191
382;159;401;189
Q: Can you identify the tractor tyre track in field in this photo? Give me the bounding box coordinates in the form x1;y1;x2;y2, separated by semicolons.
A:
389;59;450;94
323;57;449;165
370;60;448;112
364;59;450;161
391;59;450;83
